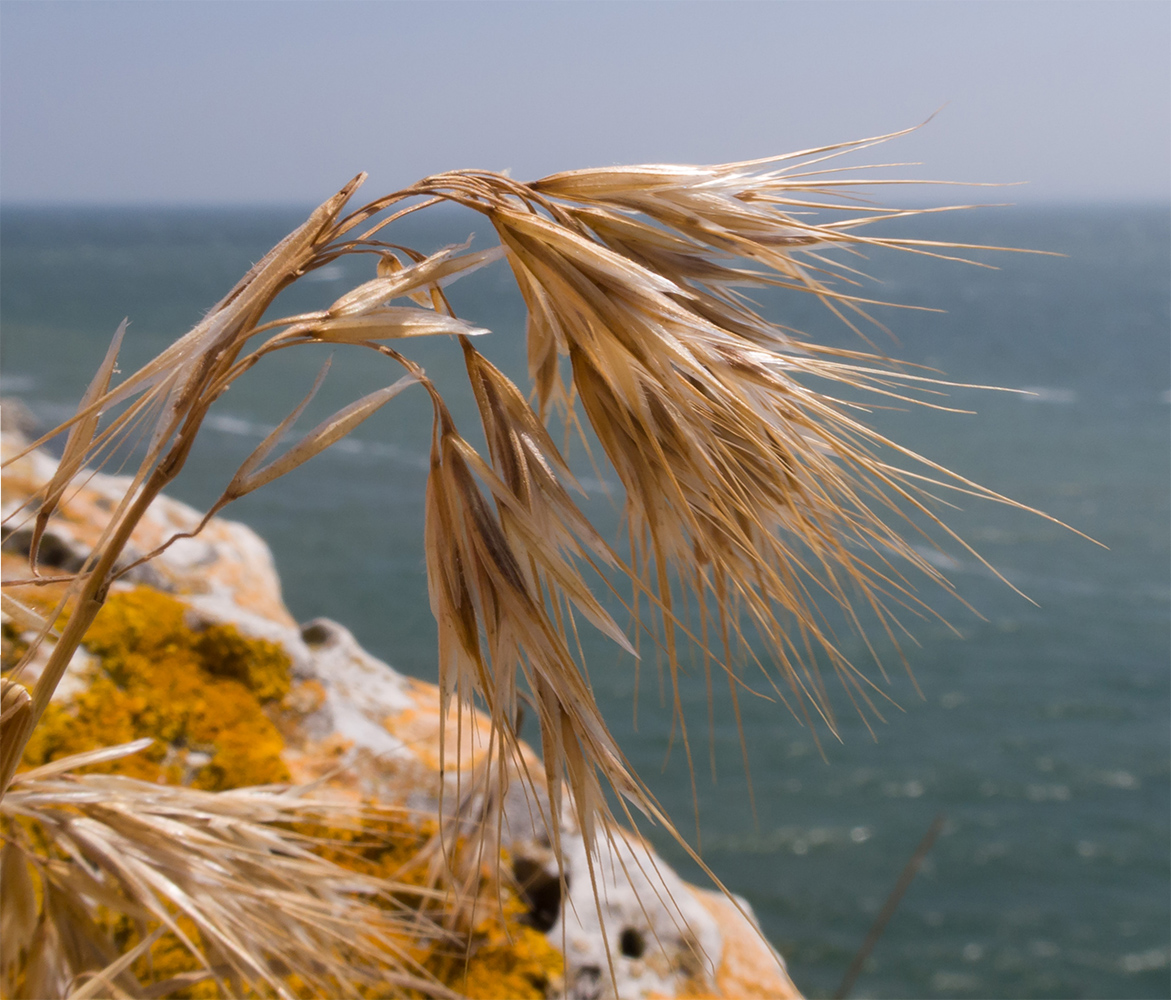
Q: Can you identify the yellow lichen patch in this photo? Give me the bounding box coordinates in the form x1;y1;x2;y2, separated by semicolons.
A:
0;618;30;670
10;586;565;999
20;587;291;790
300;812;440;902
423;883;564;1000
303;818;565;999
111;913;222;1000
193;622;290;703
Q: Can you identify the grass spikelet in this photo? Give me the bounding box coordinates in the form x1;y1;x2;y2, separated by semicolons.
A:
421;382;653;852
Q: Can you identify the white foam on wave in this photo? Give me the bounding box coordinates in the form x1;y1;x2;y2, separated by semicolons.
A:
574;475;619;494
301;264;345;283
1018;386;1079;405
204;413;268;437
910;544;966;572
0;373;37;393
203;410;429;469
330;436;429;469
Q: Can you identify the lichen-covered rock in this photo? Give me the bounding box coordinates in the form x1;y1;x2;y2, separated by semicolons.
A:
691;888;802;999
1;427;293;626
552;827;723;998
0;424;801;999
21;587;292;790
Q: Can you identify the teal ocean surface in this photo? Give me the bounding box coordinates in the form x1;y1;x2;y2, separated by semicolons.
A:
2;203;1168;999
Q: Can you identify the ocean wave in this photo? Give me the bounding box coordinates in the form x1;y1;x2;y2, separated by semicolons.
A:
301;264;345;283
1017;386;1079;405
203;413;267;437
910;544;964;572
1120;945;1169;974
905;543;1171;603
0;373;36;393
202;411;430;470
701;823;872;856
574;475;619;494
200;412;625;483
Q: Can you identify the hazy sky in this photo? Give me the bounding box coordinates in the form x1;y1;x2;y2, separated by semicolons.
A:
2;1;1168;204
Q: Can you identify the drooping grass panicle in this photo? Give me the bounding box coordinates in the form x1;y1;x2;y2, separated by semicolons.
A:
1;131;1072;996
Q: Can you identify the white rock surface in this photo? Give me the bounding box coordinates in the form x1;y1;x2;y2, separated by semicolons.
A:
551;828;723;999
294;617;415;755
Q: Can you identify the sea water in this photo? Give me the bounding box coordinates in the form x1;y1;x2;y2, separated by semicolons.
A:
2;202;1167;999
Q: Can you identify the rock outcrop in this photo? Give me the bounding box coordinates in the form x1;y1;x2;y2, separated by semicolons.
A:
1;419;801;999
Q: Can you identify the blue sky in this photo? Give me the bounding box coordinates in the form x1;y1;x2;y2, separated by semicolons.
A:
2;1;1168;204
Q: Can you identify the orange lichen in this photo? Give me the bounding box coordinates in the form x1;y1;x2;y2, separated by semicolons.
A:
21;587;290;790
0;618;29;669
300;817;564;997
300;812;440;902
423;885;564;1000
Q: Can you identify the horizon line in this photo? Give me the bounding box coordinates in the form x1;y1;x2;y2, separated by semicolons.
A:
2;195;1169;211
